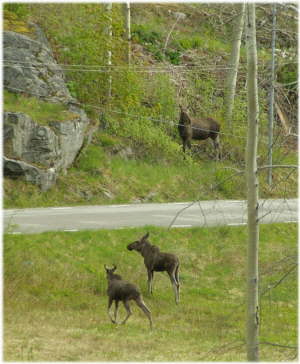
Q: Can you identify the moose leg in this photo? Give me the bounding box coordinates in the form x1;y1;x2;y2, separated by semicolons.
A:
135;296;153;329
212;135;221;161
121;300;132;325
167;269;180;304
175;264;180;297
114;300;119;323
107;297;117;324
147;270;154;294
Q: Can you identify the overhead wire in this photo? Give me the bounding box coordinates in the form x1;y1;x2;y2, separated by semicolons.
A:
4;85;293;145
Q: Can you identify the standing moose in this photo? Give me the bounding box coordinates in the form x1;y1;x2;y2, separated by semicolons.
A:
104;264;153;329
127;233;180;304
178;104;221;160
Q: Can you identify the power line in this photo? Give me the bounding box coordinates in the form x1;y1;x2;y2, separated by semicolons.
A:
4;85;297;144
5;85;250;141
3;58;297;69
3;61;247;74
4;60;296;77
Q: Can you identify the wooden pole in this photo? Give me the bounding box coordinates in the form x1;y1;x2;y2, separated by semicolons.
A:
124;2;131;65
267;4;277;185
106;3;112;102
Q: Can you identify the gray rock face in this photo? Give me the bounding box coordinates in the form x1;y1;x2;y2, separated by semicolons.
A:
4;112;58;167
4;110;89;171
3;27;92;190
4;157;57;192
4;30;74;104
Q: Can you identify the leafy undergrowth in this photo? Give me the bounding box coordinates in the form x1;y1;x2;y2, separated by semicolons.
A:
4;224;297;361
4;91;78;125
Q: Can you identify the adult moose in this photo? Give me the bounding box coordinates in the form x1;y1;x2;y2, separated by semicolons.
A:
178;104;221;160
127;233;180;304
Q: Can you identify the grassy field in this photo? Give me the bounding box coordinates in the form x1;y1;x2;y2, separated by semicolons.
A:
4;224;297;361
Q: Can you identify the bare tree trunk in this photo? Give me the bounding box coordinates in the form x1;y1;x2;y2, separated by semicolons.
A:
123;2;131;65
106;3;112;101
245;3;260;362
224;3;245;129
267;4;277;185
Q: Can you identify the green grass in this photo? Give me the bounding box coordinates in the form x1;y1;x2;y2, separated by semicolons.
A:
4;136;297;209
4;90;77;125
3;143;245;208
4;224;297;361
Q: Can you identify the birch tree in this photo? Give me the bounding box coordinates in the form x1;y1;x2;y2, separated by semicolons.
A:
245;3;260;361
224;3;245;129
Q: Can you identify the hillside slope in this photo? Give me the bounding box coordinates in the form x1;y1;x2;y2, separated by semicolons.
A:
3;3;298;208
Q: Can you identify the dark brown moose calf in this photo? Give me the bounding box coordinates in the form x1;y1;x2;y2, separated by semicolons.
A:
104;264;152;329
127;233;180;304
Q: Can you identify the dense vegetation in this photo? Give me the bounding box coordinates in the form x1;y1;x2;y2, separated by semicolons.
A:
3;3;298;207
4;224;297;361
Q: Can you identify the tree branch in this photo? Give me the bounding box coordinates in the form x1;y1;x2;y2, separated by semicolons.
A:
258;164;298;171
260;264;297;297
260;341;297;350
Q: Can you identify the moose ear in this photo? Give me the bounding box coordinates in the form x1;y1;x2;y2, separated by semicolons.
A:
112;264;117;271
104;264;108;271
142;232;149;240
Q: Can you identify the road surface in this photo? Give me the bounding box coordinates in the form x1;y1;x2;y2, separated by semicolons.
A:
4;199;298;234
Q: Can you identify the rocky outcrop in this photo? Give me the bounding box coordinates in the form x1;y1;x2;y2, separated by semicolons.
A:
4;157;57;192
4;109;89;171
3;26;91;190
4;29;74;104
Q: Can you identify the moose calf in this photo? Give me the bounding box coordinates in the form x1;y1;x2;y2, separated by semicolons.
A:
104;264;153;329
127;233;180;304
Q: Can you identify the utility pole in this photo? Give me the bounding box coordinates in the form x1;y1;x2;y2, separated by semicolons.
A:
123;2;131;65
267;4;277;185
106;3;112;102
224;3;246;129
245;3;260;361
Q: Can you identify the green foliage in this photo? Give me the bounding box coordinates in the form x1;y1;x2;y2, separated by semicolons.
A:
30;4;117;111
4;4;29;18
132;24;161;45
132;24;165;61
277;62;297;86
75;145;106;174
98;133;120;147
3;90;77;125
165;49;181;65
3;7;32;34
174;36;204;50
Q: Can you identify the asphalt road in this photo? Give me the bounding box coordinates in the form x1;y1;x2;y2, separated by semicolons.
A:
4;199;298;234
